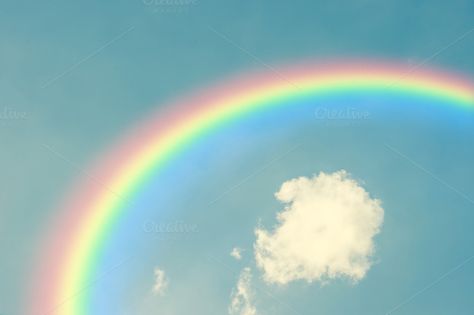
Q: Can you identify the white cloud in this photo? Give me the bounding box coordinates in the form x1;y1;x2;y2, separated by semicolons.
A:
152;267;168;296
254;170;384;285
231;247;243;260
229;267;258;315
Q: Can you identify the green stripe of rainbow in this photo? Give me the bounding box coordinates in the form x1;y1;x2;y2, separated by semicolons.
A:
30;61;474;315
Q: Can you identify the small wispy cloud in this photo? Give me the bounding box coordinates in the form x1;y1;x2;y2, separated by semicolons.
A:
230;247;243;260
229;267;258;315
152;267;168;296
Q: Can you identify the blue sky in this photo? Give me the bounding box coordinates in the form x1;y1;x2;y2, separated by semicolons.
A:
0;0;473;314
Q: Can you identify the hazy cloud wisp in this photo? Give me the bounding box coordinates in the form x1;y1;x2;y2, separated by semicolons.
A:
152;267;168;296
231;247;243;260
229;267;258;315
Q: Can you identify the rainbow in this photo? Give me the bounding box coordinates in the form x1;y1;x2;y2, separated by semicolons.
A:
30;60;474;315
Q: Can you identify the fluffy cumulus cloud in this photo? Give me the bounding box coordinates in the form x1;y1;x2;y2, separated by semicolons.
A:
231;247;243;260
254;170;384;285
152;267;168;296
229;267;258;315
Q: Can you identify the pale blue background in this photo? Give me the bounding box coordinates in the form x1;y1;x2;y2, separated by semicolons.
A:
0;0;473;314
